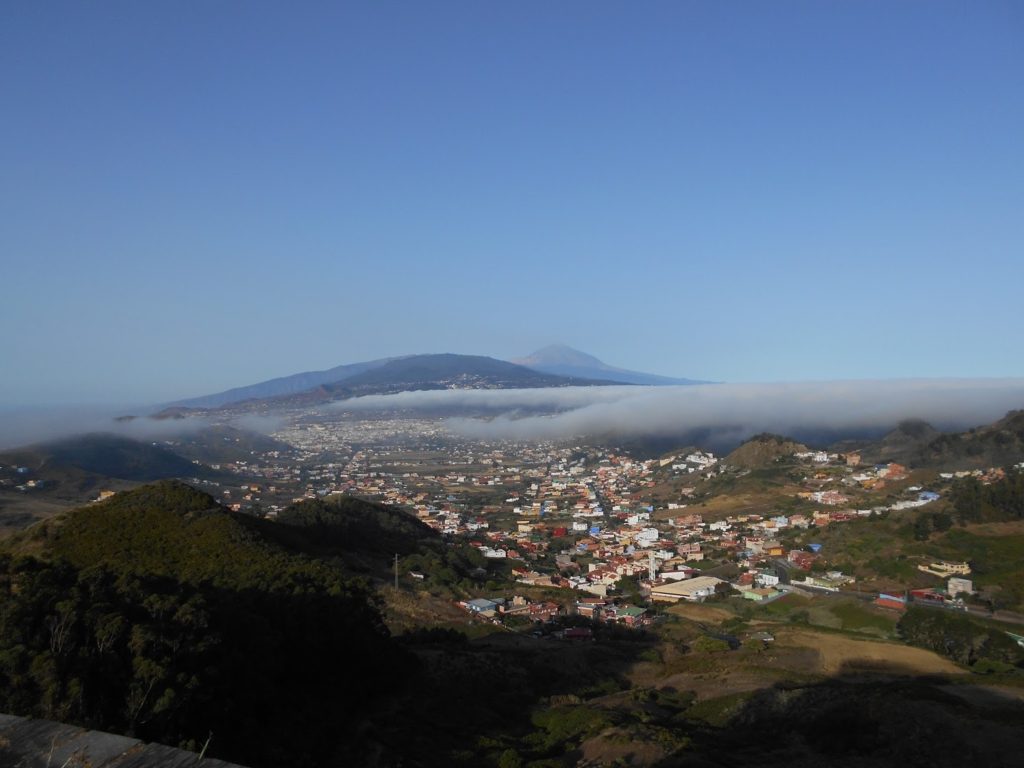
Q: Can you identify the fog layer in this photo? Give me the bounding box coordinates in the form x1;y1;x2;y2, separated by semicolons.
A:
341;380;1024;444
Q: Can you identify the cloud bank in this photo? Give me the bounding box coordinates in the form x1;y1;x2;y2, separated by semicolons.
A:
339;380;1024;446
0;407;285;451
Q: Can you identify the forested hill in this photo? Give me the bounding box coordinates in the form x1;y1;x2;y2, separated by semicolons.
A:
0;433;214;486
0;481;420;768
262;494;439;573
915;409;1024;468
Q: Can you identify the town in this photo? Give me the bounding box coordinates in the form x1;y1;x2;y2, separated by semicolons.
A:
134;406;1022;635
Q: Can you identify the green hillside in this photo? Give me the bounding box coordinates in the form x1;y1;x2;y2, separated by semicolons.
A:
0;481;407;768
917;410;1024;468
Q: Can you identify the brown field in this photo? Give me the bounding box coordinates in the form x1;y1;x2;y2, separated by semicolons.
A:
381;588;470;633
664;602;735;623
779;628;962;675
625;621;964;706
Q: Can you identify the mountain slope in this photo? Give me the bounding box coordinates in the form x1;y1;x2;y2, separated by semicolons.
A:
848;419;942;465
323;353;612;395
513;344;712;386
170;353;618;412
915;409;1024;469
171;357;395;409
829;411;1024;470
0;433;212;487
725;433;809;468
0;481;413;768
163;424;295;465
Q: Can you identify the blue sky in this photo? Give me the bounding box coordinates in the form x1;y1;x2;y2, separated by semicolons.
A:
2;2;1022;405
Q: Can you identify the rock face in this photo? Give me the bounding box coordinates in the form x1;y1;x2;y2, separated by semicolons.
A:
0;713;248;768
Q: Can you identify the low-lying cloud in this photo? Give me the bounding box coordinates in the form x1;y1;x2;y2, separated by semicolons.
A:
0;406;287;451
340;380;1024;446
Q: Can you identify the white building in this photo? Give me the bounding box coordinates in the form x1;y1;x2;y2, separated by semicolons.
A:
650;575;726;602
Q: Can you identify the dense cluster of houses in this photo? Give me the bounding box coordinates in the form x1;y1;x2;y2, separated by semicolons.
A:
140;414;1019;631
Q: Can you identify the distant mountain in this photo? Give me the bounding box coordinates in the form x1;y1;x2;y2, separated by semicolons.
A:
170;353;618;411
323;353;612;394
512;344;712;386
171;357;395;409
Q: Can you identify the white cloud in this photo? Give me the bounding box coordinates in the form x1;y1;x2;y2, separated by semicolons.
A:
337;380;1024;444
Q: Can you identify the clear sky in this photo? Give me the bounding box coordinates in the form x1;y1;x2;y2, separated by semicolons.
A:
2;2;1022;405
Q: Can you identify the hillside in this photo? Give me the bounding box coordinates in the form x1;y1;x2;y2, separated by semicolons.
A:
170;357;395;409
513;343;712;386
830;411;1024;470
170;353;618;413
830;419;940;465
724;433;809;468
162;424;295;465
0;433;206;484
0;433;224;532
0;481;412;768
0;432;255;537
255;494;440;576
915;409;1024;469
323;353;614;395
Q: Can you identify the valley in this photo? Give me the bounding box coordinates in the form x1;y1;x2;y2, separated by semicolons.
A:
2;397;1023;767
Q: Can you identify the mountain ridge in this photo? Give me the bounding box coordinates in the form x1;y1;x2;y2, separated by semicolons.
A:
171;357;397;409
513;343;712;386
168;352;621;412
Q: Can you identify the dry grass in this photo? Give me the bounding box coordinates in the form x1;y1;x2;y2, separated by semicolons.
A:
779;627;962;675
380;588;469;633
664;602;735;623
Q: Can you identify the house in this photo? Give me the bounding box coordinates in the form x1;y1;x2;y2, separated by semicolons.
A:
764;541;785;557
788;550;819;570
917;560;971;577
607;604;648;627
528;601;562;622
576;598;607;619
463;598;500;614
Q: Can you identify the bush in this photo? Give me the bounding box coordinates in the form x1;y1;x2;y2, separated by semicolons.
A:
691;635;731;653
898;607;1024;666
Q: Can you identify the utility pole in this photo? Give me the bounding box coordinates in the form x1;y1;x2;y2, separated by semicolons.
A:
394;553;399;591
